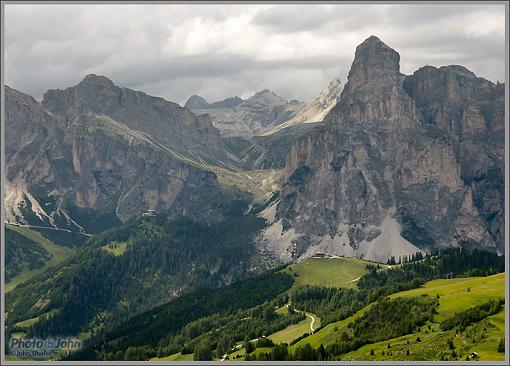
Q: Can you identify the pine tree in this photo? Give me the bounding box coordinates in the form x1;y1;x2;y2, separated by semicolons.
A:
244;336;255;354
448;339;455;350
193;340;212;361
498;338;505;353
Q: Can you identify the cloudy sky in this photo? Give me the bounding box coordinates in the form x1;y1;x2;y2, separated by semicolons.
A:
4;3;506;105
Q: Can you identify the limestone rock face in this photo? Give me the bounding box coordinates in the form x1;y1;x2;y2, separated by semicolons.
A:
342;36;401;93
5;78;236;234
403;66;505;250
269;36;504;262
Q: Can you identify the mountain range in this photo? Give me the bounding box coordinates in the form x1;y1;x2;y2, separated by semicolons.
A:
4;36;505;356
5;36;504;262
185;78;342;138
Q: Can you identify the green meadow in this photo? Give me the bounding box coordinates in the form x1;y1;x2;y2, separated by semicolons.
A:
268;315;315;344
283;257;370;289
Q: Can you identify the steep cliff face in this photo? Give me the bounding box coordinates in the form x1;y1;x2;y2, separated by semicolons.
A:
403;66;505;250
5;78;242;234
267;36;503;262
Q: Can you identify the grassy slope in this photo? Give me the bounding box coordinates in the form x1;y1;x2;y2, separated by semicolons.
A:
290;273;505;361
14;308;61;328
5;224;74;292
268;317;313;344
291;305;374;349
134;259;505;361
284;257;370;290
388;274;505;322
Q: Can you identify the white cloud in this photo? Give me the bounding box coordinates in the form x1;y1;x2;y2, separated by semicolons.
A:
4;3;506;105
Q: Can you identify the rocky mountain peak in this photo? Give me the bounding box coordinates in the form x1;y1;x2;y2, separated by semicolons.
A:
326;37;417;130
184;95;210;109
343;35;401;93
327;77;342;90
439;65;476;78
247;89;287;106
321;78;342;103
78;74;116;89
209;96;243;109
42;74;121;116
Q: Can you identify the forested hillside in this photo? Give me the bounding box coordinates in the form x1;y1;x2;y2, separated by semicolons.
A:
5;211;268;341
61;248;505;361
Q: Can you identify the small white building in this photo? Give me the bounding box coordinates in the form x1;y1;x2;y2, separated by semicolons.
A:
312;252;331;259
142;209;158;217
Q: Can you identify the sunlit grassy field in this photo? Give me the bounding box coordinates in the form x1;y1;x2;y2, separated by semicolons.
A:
290;273;505;361
389;273;505;322
268;317;313;344
284;257;370;290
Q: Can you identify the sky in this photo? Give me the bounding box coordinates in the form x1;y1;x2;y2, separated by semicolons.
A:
4;3;507;105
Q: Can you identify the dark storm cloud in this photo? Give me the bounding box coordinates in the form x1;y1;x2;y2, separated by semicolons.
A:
3;3;506;105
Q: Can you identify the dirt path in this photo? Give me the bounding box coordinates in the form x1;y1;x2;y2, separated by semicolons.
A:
306;312;317;332
348;275;362;283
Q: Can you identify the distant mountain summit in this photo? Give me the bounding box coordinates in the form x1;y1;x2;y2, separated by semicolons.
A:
187;81;343;138
184;95;243;110
210;96;243;109
184;94;210;109
188;89;304;138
